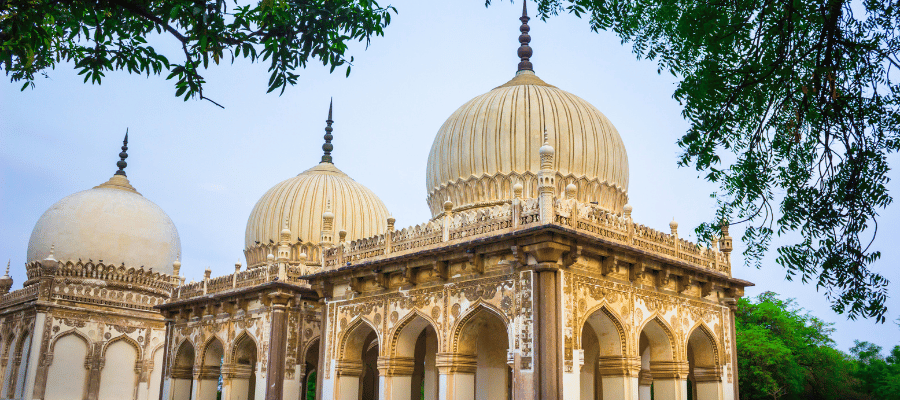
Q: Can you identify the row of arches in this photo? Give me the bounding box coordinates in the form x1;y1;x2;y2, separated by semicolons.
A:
41;331;162;400
336;305;512;400
333;304;723;400
0;330;32;399
171;333;266;400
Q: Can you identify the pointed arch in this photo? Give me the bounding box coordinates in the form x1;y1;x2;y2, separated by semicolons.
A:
638;314;678;362
102;334;143;361
686;322;721;368
230;331;259;365
49;329;90;355
199;335;225;365
450;302;510;354
44;330;90;400
388;309;441;358
580;303;628;356
337;316;380;362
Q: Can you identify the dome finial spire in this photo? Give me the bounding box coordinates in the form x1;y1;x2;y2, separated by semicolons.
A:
322;98;334;164
115;129;129;176
517;0;533;72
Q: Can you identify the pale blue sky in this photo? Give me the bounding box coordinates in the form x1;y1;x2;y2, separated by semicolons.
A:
1;1;897;352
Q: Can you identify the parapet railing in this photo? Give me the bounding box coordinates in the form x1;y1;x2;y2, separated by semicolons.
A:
322;195;731;275
0;285;38;308
170;263;321;301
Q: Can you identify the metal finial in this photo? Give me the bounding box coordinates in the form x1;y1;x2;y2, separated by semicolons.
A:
517;0;533;72
115;129;129;176
321;98;334;164
5;260;9;276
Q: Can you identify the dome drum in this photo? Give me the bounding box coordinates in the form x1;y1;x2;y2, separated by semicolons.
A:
426;172;627;217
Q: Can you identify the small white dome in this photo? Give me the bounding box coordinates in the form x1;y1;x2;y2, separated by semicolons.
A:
27;175;181;274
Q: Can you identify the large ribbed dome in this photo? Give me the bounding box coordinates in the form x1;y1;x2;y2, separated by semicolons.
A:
27;174;181;274
425;71;629;217
244;162;391;267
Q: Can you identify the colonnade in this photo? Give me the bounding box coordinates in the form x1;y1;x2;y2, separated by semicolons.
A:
331;306;724;400
171;334;261;400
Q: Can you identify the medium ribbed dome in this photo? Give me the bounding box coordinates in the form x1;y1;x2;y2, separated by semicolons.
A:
425;71;629;217
244;162;391;267
27;174;181;274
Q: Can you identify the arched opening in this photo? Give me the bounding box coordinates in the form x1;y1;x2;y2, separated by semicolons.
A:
198;338;225;400
579;307;629;400
99;338;139;400
454;307;509;400
44;333;89;400
336;320;379;400
639;335;652;400
641;318;684;400
687;326;721;400
301;339;319;400
172;341;196;400
229;334;258;400
389;314;439;400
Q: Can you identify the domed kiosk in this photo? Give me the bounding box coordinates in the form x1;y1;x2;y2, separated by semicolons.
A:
27;134;181;274
244;103;392;267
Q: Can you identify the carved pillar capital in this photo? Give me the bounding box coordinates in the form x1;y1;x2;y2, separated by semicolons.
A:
376;356;416;376
435;353;477;374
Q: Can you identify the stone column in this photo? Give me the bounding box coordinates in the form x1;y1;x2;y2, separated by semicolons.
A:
638;369;652;400
316;301;329;400
197;365;221;400
435;353;477;400
377;356;415;400
597;355;640;400
86;341;103;400
534;263;561;400
649;361;689;400
266;291;292;400
333;360;364;400
158;319;175;400
170;362;194;400
694;367;723;400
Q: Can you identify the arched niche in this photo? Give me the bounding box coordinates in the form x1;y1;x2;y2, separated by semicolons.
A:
148;345;165;400
44;332;90;400
98;336;140;400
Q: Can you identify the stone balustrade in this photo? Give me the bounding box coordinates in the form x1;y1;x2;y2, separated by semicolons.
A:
0;285;38;308
321;196;732;276
171;263;321;301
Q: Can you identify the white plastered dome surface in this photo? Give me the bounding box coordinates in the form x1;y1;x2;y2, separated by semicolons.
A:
26;175;181;275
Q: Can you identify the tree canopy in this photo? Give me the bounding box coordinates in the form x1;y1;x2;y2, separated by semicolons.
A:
736;292;900;400
1;0;395;107
515;0;900;322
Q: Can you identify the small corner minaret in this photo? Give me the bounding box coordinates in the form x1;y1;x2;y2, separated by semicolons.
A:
321;99;335;164
517;0;533;72
320;199;335;247
0;260;13;294
538;130;556;222
278;218;292;262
